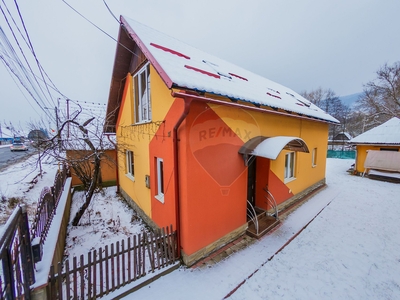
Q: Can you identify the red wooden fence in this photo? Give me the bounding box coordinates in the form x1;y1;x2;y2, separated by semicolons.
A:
48;226;177;299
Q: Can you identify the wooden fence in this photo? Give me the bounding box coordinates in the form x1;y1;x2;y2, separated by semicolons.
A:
30;164;68;246
0;164;70;300
48;226;177;299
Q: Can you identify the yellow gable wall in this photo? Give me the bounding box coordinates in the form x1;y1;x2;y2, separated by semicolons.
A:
116;65;174;218
209;104;329;194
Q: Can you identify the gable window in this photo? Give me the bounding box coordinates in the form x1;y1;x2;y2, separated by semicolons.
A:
155;157;164;203
133;63;151;123
126;150;134;180
312;148;317;167
284;152;295;182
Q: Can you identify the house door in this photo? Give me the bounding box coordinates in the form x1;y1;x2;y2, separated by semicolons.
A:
247;157;256;208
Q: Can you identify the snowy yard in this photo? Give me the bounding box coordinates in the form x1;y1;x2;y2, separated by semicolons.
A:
1;150;400;299
64;186;147;260
130;159;400;300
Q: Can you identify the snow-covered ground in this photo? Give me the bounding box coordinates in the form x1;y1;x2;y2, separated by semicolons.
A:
2;151;400;299
0;146;58;223
129;159;400;300
64;187;147;260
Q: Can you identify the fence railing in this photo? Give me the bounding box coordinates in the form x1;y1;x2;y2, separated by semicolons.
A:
0;205;35;300
30;164;68;245
48;226;177;300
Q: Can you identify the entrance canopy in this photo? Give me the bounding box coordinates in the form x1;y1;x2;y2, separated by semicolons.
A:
239;136;309;165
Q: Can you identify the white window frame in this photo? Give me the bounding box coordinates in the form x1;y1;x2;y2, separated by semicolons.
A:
312;148;317;167
126;150;134;180
155;157;164;203
284;152;296;183
133;63;151;124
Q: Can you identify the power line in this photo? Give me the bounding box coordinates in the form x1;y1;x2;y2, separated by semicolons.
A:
61;0;141;60
0;27;54;120
0;3;55;110
102;0;119;23
13;0;55;106
0;57;43;119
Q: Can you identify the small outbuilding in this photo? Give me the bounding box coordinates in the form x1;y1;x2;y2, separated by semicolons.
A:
350;117;400;179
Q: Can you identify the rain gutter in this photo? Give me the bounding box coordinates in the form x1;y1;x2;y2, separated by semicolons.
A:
172;91;338;125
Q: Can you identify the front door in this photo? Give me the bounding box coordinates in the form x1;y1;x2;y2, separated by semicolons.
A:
247;157;256;209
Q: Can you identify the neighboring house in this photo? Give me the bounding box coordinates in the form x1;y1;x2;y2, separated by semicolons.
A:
328;132;353;150
104;16;339;266
328;132;352;150
350;117;400;177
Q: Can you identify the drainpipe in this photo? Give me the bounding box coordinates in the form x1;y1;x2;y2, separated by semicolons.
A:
171;91;193;258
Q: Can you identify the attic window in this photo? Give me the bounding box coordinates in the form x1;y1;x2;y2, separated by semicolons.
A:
184;65;220;79
229;73;248;81
150;43;190;59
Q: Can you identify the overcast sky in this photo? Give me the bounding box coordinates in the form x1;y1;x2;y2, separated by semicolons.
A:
1;0;399;130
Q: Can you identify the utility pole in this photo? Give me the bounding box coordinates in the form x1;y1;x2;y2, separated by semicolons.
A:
66;98;70;138
55;106;61;151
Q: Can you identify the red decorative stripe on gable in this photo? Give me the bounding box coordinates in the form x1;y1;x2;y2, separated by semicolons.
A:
229;72;248;81
184;65;220;79
150;43;190;59
266;92;282;99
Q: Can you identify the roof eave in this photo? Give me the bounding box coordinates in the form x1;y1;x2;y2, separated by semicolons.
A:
120;16;174;89
104;25;136;133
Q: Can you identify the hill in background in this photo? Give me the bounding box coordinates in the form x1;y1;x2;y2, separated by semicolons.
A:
339;92;362;108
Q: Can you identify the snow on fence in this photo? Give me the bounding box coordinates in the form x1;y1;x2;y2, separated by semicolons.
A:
48;226;177;299
30;164;68;245
0;164;70;300
0;205;35;300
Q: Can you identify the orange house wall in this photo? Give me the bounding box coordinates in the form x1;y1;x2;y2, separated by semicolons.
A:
254;157;294;210
150;97;329;257
149;99;185;229
177;101;248;256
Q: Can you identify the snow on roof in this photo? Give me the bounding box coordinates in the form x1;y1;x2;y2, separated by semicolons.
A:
333;132;352;140
350;117;400;145
121;16;339;124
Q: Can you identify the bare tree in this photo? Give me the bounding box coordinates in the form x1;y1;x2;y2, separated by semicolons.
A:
356;61;400;121
37;105;115;226
301;87;348;141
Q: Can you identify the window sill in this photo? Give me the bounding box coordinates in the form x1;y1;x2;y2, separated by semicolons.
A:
284;177;296;184
155;194;164;203
133;120;152;126
125;174;135;182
